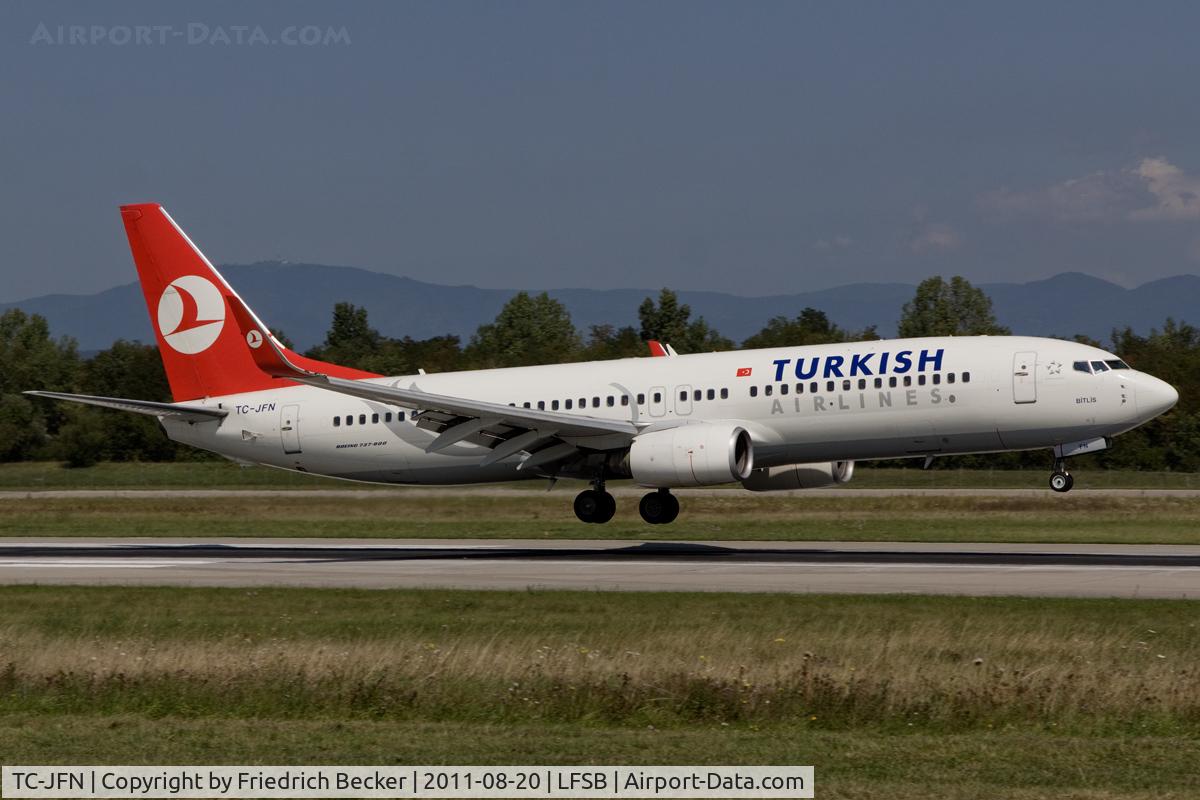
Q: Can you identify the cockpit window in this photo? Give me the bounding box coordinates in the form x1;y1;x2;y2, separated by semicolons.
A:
1105;359;1130;369
1090;360;1109;372
1073;361;1092;374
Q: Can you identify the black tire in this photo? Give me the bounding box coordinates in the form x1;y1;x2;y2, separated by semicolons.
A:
639;490;679;524
574;489;602;523
593;492;616;524
638;492;663;524
659;492;680;524
1049;472;1072;493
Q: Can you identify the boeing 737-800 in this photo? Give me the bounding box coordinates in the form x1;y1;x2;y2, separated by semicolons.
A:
27;204;1179;524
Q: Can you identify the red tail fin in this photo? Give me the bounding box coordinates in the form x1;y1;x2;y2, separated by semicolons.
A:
120;203;378;401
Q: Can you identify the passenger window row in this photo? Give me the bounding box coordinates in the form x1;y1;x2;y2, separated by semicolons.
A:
328;369;984;427
749;372;971;397
512;387;730;412
680;388;730;402
333;411;405;428
330;369;982;427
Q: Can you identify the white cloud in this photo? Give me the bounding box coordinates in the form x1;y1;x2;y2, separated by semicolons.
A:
981;170;1138;221
910;223;961;253
1129;158;1200;221
981;157;1200;223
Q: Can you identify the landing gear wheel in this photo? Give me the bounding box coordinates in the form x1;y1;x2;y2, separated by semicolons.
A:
639;489;680;525
1049;472;1074;493
594;491;616;524
574;489;616;523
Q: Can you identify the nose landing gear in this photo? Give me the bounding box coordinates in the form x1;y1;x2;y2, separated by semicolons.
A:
1049;459;1074;493
638;488;680;524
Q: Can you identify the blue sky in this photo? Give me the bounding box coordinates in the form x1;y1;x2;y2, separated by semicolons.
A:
3;0;1200;301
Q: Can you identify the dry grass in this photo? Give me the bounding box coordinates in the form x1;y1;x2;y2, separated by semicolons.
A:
3;589;1199;732
5;587;1200;797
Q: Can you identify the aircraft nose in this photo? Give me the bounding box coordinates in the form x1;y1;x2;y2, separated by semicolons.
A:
1137;374;1179;419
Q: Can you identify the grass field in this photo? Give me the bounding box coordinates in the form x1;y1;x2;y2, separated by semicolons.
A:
4;466;1197;798
3;460;1200;490
3;492;1200;543
2;586;1198;799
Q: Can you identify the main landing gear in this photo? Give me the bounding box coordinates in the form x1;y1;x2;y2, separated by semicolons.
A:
1049;459;1074;493
572;482;681;525
638;488;679;525
574;480;616;524
568;482;681;525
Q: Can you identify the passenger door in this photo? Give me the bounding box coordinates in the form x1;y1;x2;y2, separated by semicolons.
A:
280;404;302;453
1012;351;1037;404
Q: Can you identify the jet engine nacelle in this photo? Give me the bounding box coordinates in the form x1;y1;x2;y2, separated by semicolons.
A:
629;423;754;487
741;460;855;491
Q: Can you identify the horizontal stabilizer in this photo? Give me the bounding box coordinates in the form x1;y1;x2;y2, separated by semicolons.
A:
24;391;227;422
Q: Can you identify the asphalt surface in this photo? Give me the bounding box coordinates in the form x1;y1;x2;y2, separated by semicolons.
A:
3;538;1199;598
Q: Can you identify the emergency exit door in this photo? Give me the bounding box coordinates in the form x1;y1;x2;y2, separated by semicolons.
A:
648;386;667;417
675;385;693;416
1012;351;1037;404
280;404;302;453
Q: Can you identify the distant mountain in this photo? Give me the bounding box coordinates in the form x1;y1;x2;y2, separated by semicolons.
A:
3;263;1197;352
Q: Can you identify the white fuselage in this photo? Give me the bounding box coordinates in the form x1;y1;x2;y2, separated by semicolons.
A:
163;335;1176;486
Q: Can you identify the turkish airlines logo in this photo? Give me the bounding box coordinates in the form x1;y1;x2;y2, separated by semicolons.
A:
156;276;226;354
245;329;263;349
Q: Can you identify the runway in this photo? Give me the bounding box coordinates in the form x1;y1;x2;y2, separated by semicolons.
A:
3;538;1200;598
3;487;1199;499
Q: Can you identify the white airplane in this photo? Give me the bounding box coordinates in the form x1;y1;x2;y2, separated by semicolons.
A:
28;204;1179;524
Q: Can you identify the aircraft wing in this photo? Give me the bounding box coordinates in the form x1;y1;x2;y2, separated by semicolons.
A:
294;373;637;439
24;391;227;422
227;296;637;464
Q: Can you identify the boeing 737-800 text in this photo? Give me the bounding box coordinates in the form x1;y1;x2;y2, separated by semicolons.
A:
27;205;1180;524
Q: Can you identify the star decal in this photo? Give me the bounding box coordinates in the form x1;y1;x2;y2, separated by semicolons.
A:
1047;361;1063;375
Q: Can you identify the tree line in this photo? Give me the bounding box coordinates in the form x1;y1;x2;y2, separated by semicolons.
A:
2;276;1196;471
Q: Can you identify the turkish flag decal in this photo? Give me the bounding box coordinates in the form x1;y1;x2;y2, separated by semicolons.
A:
736;367;752;377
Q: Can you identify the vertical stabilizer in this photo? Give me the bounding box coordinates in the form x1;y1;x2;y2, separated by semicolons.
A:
120;203;377;401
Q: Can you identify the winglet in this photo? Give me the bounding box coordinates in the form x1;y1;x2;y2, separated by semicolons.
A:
226;293;320;380
648;340;679;357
